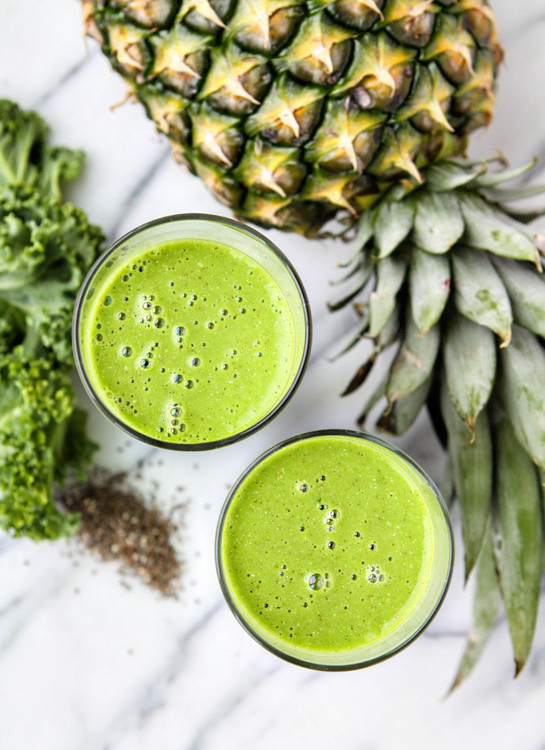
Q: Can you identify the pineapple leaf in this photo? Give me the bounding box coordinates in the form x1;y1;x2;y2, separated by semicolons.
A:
449;526;501;693
377;374;431;435
331;316;370;360
412;190;464;254
440;383;492;580
368;253;407;337
451;247;513;345
494;415;542;677
483;183;545;203
386;315;439;404
424;161;485;192
355;206;378;249
491;256;545;338
474;158;537;188
409;248;450;333
459;194;540;266
497;325;545;470
373;199;414;259
327;276;370;312
443;311;496;434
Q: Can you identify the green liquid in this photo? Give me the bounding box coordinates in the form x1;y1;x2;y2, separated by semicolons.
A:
81;239;300;444
221;434;449;658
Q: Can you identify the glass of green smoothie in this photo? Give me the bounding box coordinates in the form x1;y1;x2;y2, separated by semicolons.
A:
73;214;311;450
216;430;453;670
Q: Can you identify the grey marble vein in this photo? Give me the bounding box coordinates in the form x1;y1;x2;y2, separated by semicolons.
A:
0;575;72;658
32;50;99;109
106;146;172;239
183;662;280;750
98;600;224;750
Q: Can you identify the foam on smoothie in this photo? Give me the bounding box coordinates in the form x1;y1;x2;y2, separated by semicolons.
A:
81;239;299;444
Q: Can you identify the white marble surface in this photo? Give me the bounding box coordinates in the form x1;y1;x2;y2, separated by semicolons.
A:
2;1;545;748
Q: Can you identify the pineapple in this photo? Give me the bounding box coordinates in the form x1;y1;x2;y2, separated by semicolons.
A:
83;0;545;685
83;0;502;234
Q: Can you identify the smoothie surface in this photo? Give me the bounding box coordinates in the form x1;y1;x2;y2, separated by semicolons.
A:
81;239;300;444
221;434;439;654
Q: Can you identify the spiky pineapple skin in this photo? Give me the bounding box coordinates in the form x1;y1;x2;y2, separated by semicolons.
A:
84;0;502;234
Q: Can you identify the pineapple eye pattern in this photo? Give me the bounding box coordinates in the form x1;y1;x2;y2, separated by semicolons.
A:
84;0;502;235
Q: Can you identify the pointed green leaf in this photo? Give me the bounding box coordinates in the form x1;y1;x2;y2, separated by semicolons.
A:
412;191;464;254
449;527;501;692
491;255;545;338
332;316;369;360
452;247;513;344
341;350;376;396
386;316;440;403
368;254;407;337
374;199;415;259
424;161;484;192
474;159;537;188
495;415;542;676
440;383;492;580
356;351;395;425
328;276;370;312
484;183;545;203
377;374;431;435
497;325;545;469
459;194;540;265
355;206;378;249
409;249;450;333
443;311;496;433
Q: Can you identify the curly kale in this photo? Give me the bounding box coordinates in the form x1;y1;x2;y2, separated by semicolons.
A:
0;100;104;540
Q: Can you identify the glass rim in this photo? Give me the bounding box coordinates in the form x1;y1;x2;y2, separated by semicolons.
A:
215;428;454;671
72;213;312;452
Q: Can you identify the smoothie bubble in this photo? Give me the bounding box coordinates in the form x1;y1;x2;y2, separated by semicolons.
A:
117;312;126;320
104;296;113;306
308;574;323;591
154;318;165;328
121;347;132;357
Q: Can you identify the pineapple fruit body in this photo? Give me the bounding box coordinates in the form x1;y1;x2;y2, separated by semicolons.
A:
84;0;501;235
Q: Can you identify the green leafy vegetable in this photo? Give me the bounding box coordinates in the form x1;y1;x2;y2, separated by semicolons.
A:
0;99;104;540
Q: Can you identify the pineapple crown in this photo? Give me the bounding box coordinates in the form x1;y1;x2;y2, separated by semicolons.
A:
333;155;545;685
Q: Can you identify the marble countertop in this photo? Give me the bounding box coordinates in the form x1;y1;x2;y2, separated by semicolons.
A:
2;1;545;748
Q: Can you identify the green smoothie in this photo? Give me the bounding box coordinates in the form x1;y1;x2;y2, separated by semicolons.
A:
218;432;452;667
79;237;306;444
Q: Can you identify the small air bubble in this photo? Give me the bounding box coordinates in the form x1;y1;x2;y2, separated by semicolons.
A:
184;380;194;389
191;358;201;367
308;574;323;591
143;301;152;310
354;531;360;537
326;541;335;550
299;484;309;493
299;526;305;531
154;318;165;328
173;374;182;383
140;358;150;368
121;275;129;282
121;347;132;357
117;312;126;320
256;352;262;357
170;407;181;417
175;326;186;335
104;296;112;306
207;322;215;329
96;334;103;342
